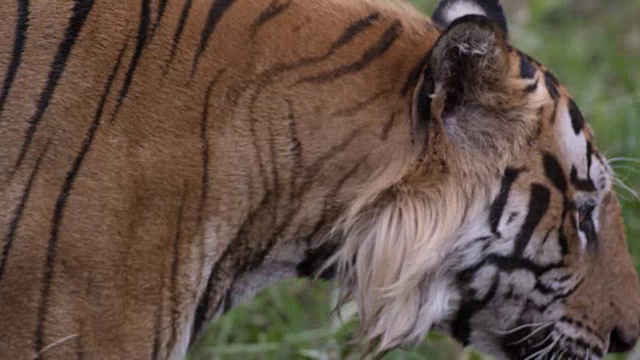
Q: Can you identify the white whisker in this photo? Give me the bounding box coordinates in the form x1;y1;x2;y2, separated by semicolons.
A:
490;321;554;335
613;178;640;201
32;334;78;359
608;157;640;164
509;322;555;345
524;333;562;360
610;164;640;174
530;331;554;350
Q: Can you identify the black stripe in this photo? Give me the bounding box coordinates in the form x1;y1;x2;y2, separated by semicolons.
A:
303;156;362;242
381;111;400;141
558;223;569;256
199;76;220;220
414;67;434;141
76;332;84;360
110;0;150;123
548;102;558;125
296;20;403;84
453;248;565;347
567;99;585;134
543;153;567;193
294;126;364;200
0;143;48;287
519;51;536;79
326;12;381;55
191;0;236;77
570;141;595;192
190;194;272;344
544;71;560;101
190;267;215;341
330;89;390;117
488;168;521;237
189;73;224;346
512;184;551;256
164;0;193;72
250;0;292;38
541;227;555;245
263;145;366;269
221;285;234;314
34;40;127;356
296;242;340;280
255;130;367;276
255;11;381;82
461;253;562;280
546;276;584;303
190;127;365;343
585;141;594;185
15;0;95;170
168;190;186;354
570;166;596;192
152;277;165;360
285;99;302;192
401;51;430;96
524;79;538;93
267;143;281;225
196;73;222;265
559;315;605;344
452;273;500;345
149;0;169;39
0;0;29;119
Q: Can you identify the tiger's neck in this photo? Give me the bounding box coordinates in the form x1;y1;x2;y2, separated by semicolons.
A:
188;0;441;343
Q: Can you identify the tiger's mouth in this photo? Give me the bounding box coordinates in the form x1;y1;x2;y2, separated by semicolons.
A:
499;324;606;360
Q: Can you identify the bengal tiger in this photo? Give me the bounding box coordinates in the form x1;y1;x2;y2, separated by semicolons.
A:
0;0;638;358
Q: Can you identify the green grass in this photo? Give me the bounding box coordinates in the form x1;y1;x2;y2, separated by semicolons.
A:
189;0;640;358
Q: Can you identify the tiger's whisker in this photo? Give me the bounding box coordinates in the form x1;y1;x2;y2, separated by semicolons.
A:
613;178;640;201
608;157;640;164
32;334;78;359
509;322;555;345
490;321;553;335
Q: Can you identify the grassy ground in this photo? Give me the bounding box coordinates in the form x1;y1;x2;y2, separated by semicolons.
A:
189;0;640;358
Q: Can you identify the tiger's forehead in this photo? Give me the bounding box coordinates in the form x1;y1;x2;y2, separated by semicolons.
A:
506;47;611;199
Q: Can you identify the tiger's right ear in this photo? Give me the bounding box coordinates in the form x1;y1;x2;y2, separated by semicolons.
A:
412;15;510;147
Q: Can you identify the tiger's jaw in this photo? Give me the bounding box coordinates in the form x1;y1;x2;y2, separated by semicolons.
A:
437;263;610;360
441;298;609;360
499;322;607;360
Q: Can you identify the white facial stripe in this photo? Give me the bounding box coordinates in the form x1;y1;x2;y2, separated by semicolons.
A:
591;154;611;194
556;101;589;180
444;1;486;24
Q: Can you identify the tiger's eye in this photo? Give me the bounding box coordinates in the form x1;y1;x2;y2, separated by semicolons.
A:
578;204;594;223
578;204;596;244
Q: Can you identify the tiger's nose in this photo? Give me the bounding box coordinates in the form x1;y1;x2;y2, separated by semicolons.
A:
608;326;639;353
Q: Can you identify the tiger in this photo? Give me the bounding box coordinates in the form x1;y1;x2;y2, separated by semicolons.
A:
0;0;638;358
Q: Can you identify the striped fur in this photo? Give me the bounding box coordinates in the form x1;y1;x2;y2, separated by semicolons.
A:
0;0;637;359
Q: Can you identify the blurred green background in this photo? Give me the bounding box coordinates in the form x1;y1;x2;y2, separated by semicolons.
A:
189;0;640;358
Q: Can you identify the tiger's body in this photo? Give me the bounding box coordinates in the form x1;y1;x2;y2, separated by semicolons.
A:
0;0;638;359
0;0;432;357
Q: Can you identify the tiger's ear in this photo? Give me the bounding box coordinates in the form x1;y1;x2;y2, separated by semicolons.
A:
412;15;510;143
432;0;508;36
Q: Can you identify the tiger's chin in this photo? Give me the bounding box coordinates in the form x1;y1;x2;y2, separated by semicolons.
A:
440;321;608;360
501;330;606;360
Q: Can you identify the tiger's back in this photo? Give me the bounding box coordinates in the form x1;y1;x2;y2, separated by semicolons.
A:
0;0;436;358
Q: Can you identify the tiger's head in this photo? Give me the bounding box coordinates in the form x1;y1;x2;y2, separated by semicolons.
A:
328;1;640;358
